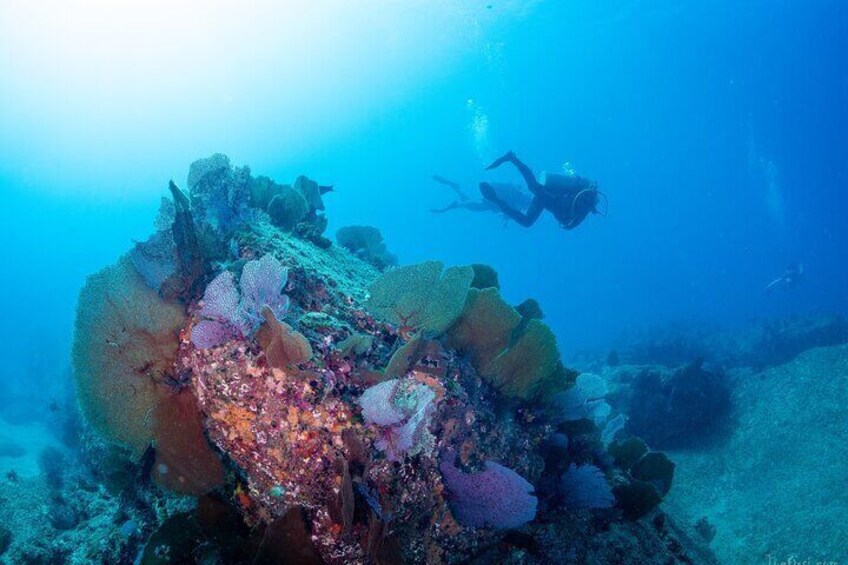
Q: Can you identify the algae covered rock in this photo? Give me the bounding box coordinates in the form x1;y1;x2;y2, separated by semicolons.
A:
72;256;186;458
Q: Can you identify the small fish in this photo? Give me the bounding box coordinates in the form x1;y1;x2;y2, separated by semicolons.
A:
319;185;335;195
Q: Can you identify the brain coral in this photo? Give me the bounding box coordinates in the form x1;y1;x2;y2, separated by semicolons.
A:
72;256;186;458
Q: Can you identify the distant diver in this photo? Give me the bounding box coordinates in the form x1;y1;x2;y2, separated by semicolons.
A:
430;174;532;217
479;151;606;229
764;263;803;293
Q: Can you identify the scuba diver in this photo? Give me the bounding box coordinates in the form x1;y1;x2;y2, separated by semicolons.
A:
430;174;533;218
764;263;804;293
479;151;606;229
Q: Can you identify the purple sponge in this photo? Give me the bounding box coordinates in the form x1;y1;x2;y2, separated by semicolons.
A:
440;456;537;529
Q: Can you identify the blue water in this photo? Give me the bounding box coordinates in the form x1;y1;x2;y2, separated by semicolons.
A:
2;2;845;381
1;2;847;561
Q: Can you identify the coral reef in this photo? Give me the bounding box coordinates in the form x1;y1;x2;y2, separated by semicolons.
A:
65;155;715;564
617;314;848;369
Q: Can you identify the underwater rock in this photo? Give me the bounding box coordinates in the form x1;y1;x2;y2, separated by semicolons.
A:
621;314;848;370
0;526;10;557
72;256;186;459
336;225;397;271
48;501;80;531
664;344;848;563
626;359;731;449
37;445;66;491
67;156;717;564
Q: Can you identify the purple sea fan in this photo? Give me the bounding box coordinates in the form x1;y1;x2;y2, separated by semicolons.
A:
358;378;436;461
191;271;242;348
191;254;290;349
440;455;537;530
560;464;614;511
358;379;407;426
239;253;290;333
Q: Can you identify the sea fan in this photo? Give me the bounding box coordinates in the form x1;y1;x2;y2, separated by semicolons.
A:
239;253;290;333
191;253;289;349
551;372;611;424
358;378;436;461
560;464;614;510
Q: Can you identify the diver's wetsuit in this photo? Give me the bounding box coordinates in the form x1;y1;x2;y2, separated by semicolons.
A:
479;151;599;229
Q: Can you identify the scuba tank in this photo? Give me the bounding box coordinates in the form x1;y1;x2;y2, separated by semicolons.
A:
539;171;586;191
